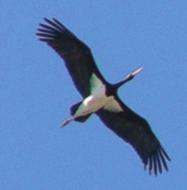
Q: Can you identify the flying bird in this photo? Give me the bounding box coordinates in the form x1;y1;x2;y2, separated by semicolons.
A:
36;18;170;175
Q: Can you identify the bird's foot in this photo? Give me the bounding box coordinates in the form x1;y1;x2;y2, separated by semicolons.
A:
60;117;74;127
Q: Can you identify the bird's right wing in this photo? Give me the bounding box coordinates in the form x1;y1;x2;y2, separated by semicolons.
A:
96;96;170;175
37;18;107;97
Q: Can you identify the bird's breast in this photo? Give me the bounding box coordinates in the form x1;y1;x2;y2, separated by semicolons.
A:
83;95;107;110
74;94;123;118
83;94;123;113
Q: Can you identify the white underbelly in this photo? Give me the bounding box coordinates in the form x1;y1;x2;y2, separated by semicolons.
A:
74;94;123;118
73;73;123;118
74;95;107;117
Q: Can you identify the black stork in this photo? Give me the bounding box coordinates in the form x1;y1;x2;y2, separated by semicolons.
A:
36;18;170;175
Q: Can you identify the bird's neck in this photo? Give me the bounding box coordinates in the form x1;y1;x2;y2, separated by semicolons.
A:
113;67;143;89
113;77;133;89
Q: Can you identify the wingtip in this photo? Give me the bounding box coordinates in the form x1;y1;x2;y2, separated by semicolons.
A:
147;152;170;175
43;17;50;22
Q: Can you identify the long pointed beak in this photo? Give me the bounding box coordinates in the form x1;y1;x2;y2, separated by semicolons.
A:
126;67;143;79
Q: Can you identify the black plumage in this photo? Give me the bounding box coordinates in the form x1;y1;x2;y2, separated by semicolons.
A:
37;18;170;175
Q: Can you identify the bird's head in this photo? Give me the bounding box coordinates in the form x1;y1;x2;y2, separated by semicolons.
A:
113;67;143;89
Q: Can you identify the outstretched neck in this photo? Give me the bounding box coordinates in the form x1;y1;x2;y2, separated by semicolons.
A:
114;67;143;89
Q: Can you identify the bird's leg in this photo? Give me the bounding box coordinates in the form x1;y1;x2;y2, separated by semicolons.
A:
60;117;75;127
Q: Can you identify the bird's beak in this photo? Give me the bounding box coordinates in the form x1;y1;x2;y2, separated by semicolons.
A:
126;67;143;79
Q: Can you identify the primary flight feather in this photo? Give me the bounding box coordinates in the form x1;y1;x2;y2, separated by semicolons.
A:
37;18;170;175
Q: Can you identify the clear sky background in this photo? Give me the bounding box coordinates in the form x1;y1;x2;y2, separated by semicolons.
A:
1;0;187;189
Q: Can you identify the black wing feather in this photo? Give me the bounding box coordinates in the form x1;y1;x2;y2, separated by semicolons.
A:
97;96;170;175
37;18;107;97
37;18;170;175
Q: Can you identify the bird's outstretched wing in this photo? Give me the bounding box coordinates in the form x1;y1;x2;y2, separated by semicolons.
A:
37;18;107;97
97;95;170;175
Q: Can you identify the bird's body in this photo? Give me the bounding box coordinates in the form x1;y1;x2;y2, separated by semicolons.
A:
37;18;170;175
63;72;124;126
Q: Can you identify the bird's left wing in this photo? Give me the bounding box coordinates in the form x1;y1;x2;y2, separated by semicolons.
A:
96;96;170;175
37;18;107;97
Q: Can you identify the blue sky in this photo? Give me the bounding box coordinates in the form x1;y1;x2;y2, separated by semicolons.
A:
1;0;187;189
